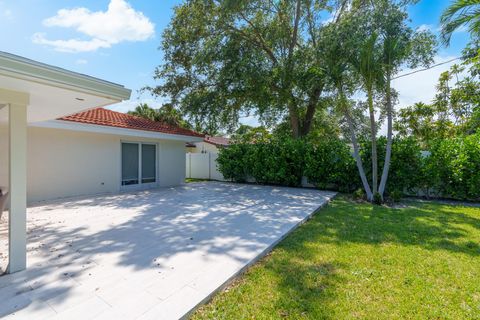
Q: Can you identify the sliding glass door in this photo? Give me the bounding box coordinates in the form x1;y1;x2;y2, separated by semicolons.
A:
141;144;156;184
121;142;157;187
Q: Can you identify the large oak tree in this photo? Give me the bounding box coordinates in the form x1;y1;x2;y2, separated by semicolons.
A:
150;0;373;138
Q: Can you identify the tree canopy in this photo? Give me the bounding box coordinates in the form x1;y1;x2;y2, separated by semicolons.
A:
151;0;408;138
128;103;193;130
395;59;480;147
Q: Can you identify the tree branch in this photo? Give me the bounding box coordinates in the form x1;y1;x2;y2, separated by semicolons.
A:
237;12;279;65
305;1;317;48
288;0;302;59
224;22;278;65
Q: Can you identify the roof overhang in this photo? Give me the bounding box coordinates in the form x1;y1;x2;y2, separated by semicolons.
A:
32;120;204;143
0;51;131;123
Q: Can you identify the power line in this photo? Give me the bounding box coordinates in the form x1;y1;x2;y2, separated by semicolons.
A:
392;57;461;80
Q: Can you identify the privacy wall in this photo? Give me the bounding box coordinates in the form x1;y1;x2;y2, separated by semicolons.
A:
185;153;226;181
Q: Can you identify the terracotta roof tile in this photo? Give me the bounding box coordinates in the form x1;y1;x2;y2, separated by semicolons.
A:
59;108;204;138
204;136;230;147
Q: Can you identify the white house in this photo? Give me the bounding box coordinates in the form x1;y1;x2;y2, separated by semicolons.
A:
186;136;230;153
1;107;204;203
0;51;202;273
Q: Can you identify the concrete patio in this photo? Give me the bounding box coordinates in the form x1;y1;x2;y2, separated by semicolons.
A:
0;182;335;319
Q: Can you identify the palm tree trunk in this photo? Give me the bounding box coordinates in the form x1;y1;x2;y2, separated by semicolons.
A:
367;89;378;195
379;73;393;198
343;96;373;200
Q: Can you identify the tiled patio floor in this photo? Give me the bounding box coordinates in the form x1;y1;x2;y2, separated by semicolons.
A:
0;182;335;319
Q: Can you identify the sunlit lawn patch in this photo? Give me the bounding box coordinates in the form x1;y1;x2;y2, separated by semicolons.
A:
192;197;480;320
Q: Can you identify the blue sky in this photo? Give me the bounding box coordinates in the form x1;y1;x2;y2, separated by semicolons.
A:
0;0;471;127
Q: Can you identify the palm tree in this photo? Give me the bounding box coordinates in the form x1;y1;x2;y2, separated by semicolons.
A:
351;33;384;196
440;0;480;45
128;104;158;121
321;22;374;201
128;103;192;129
156;103;193;129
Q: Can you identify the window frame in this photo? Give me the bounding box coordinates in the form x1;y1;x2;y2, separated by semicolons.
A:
120;141;158;189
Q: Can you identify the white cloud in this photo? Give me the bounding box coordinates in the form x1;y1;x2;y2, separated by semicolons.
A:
392;55;459;109
0;0;13;20
239;115;261;127
3;8;12;20
33;0;154;53
75;59;88;65
417;24;436;32
108;98;164;113
372;55;462;135
33;33;111;52
417;23;468;34
453;24;468;33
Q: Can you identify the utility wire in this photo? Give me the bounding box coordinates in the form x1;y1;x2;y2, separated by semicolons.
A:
392;57;461;80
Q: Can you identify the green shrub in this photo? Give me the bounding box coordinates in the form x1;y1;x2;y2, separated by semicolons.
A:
388;189;403;203
304;138;357;191
217;137;353;188
353;188;366;201
360;137;423;194
218;134;480;201
216;144;249;182
373;192;383;205
247;139;305;186
425;133;480;201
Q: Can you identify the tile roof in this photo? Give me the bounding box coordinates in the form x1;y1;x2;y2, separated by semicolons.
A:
204;136;230;147
58;108;204;138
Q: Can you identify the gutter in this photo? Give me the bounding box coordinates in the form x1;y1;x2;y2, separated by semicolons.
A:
0;51;131;101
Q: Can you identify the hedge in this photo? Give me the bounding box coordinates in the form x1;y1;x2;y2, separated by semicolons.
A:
424;133;480;201
217;137;357;191
359;137;423;194
217;133;480;201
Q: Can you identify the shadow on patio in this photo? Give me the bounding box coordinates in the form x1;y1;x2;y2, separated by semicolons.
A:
0;182;333;318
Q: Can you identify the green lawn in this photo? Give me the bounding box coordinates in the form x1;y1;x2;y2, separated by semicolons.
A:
192;196;480;320
185;178;210;183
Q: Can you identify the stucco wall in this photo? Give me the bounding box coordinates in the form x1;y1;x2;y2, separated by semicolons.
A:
0;125;7;192
188;142;219;154
158;140;186;187
0;125;186;203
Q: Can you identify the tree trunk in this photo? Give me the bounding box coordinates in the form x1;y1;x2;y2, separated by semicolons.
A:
343;95;373;200
301;86;323;136
289;104;300;138
379;73;393;198
367;89;378;195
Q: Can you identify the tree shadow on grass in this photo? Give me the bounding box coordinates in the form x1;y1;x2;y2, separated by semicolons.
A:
253;197;480;320
308;198;480;256
270;259;345;319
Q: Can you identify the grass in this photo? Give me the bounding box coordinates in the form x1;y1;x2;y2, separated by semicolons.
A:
191;196;480;320
185;178;210;183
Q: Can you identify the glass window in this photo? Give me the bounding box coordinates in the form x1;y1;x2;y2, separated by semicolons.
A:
121;143;139;185
141;144;156;184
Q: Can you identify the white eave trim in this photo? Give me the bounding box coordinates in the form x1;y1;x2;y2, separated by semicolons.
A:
31;120;204;142
0;51;131;101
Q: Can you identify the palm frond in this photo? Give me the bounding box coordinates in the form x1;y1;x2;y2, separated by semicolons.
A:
440;0;480;45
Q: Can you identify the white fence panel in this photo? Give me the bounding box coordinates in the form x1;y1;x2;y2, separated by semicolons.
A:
189;153;210;179
186;152;226;181
209;153;225;181
186;154;191;178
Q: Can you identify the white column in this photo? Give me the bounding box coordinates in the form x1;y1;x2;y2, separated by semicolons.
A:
8;103;27;273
